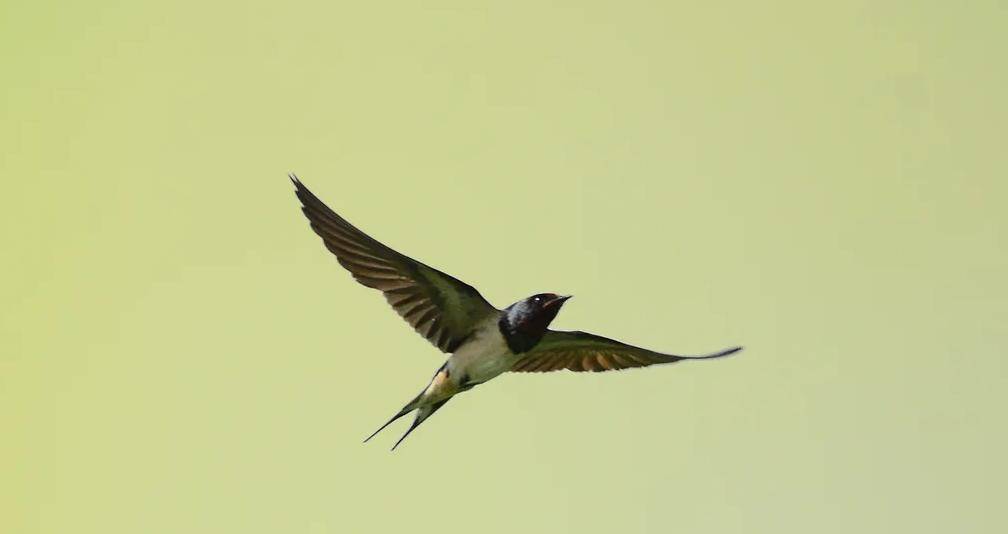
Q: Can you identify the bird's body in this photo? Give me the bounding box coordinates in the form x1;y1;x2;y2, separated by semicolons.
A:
417;321;514;407
290;175;742;449
445;315;515;388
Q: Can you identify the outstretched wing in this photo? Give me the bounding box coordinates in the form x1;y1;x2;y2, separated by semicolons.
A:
291;175;498;353
511;330;741;372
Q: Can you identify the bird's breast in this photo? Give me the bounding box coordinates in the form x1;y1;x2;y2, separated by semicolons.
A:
447;322;517;384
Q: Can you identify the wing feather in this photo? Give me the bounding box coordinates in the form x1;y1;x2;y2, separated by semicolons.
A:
512;330;741;373
292;175;498;353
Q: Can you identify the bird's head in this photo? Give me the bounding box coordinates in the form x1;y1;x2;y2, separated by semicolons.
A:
499;293;572;353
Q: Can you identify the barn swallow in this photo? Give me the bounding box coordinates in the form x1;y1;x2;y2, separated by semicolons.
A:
291;175;741;450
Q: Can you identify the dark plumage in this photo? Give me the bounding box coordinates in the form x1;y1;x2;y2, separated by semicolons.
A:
293;176;496;353
498;293;571;353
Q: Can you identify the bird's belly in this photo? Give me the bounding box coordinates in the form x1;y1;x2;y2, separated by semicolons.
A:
447;328;516;384
457;351;515;383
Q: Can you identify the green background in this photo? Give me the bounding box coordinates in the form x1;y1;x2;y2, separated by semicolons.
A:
3;1;1006;532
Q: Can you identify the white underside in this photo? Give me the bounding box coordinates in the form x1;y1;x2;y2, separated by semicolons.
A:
445;317;517;385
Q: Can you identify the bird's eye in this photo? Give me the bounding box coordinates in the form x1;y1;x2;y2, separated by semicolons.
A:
533;296;541;303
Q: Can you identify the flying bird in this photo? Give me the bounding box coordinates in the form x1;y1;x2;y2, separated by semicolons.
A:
290;175;741;450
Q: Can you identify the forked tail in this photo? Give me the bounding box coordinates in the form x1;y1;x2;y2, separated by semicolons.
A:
390;398;450;451
363;391;453;450
363;392;423;444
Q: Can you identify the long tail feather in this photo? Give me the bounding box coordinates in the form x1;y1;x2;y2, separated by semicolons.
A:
363;408;412;443
391;398;450;451
363;392;424;443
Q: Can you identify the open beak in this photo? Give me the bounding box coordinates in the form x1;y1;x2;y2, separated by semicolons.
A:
545;294;572;308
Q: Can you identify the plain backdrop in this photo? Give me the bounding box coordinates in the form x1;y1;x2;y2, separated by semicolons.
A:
3;1;1006;533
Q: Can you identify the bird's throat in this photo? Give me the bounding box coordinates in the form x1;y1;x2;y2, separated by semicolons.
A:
498;314;546;354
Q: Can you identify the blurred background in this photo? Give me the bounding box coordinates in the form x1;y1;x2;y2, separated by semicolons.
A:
2;1;1006;532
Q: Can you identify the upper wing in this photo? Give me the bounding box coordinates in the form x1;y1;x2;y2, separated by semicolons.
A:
291;175;498;353
511;330;741;372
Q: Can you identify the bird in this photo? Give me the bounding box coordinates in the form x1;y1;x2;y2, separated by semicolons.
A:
290;175;742;450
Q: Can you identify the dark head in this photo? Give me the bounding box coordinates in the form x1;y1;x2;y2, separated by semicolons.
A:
499;293;572;354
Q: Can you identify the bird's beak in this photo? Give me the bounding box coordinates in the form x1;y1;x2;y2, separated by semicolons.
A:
545;294;573;308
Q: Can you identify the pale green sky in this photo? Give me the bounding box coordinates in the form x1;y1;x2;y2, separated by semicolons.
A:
2;2;1006;533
